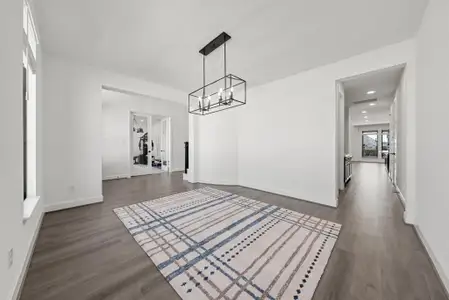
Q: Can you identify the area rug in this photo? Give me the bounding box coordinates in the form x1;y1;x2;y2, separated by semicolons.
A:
114;187;341;300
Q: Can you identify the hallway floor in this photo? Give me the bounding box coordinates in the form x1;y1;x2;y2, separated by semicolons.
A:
20;163;448;300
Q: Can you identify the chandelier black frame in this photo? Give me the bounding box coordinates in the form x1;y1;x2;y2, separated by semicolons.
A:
188;32;247;116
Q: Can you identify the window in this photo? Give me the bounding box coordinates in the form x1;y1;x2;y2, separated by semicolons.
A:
23;1;38;200
362;131;378;157
381;130;389;158
23;4;38;59
382;130;389;151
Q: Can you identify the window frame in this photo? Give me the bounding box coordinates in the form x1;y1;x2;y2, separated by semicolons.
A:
361;130;379;158
22;0;38;202
381;130;390;151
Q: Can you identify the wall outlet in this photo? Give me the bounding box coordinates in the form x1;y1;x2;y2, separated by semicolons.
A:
8;248;13;269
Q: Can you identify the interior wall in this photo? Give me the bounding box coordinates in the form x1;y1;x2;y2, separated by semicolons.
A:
230;40;414;207
43;55;103;210
415;0;449;291
101;90;187;179
395;67;407;203
350;124;389;162
0;1;45;299
344;106;350;154
187;114;199;182
195;108;239;185
43;53;186;211
102;99;129;179
336;82;345;192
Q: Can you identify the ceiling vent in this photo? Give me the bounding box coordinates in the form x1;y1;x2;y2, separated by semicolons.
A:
353;98;377;104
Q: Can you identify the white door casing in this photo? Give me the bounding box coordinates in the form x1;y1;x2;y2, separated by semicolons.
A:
160;117;171;172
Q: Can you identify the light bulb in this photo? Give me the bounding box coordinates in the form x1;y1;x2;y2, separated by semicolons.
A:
198;96;203;110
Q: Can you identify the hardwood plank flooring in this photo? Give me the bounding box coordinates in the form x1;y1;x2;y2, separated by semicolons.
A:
20;163;448;300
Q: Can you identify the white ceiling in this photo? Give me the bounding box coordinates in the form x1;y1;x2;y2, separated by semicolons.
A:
343;65;405;105
350;103;392;126
343;66;404;125
35;0;427;92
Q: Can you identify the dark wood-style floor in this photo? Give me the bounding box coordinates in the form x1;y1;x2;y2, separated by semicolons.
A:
20;163;448;300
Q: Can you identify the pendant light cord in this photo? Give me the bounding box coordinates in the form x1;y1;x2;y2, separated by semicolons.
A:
202;55;206;98
224;42;227;90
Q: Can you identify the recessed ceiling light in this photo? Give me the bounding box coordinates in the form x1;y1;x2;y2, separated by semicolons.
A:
367;90;376;95
362;110;367;114
365;120;369;122
364;116;368;118
369;103;376;106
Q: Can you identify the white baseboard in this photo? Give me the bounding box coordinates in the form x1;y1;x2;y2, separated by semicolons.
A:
393;185;416;225
414;225;449;297
238;182;337;208
197;178;239;186
394;184;406;208
170;168;184;173
45;196;103;212
12;210;44;300
103;174;130;181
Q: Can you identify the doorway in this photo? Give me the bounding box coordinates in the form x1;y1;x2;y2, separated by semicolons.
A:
101;88;178;181
131;113;153;176
336;65;405;199
130;112;171;176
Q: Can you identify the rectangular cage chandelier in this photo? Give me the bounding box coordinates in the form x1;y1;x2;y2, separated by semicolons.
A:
188;32;247;116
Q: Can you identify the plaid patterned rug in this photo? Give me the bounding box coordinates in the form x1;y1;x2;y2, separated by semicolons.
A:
114;187;341;300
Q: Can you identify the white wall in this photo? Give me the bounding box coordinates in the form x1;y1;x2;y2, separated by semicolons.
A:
237;40;413;207
43;53;186;211
187;114;199;182
195;108;239;185
101;90;188;179
344;106;350;154
350;124;389;162
394;64;415;209
336;82;346;192
190;39;414;207
43;55;103;210
101;99;130;179
415;0;449;291
0;1;45;299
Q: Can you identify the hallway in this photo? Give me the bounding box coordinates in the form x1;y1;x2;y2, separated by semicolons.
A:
20;164;447;300
322;163;447;299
